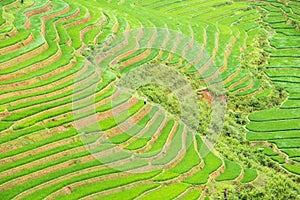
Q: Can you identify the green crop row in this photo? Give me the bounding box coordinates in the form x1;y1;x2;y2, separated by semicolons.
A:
109;106;159;144
169;132;200;173
140;183;190;200
181;189;202;200
99;184;160;200
0;57;85;96
0;125;44;144
215;159;241;181
246;119;300;132
0;128;77;161
247;131;300;140
271;138;300;149
0;29;30;49
0;143;115;186
184;135;222;184
120;49;160;74
153;132;199;181
125;114;165;150
152;123;184;165
53;170;161;200
2;45;73;85
0;121;13;132
249;108;300;122
281;148;300;158
3;67;113;123
82;100;144;133
0;57;85;103
240;168;257;183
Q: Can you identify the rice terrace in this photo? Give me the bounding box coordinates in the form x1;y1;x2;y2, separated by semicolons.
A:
0;0;299;199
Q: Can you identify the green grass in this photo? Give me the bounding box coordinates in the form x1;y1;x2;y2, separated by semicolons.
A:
240;168;257;183
246;119;300;132
82;100;144;133
215;159;241;181
247;130;300;141
281;148;300;158
152;123;184;165
169;132;200;173
270;155;285;164
109;106;159;144
153;171;179;181
54;170;161;200
183;152;222;184
183;135;222;184
181;189;202;200
271;138;300;148
136;119;175;158
99;184;160;200
140;183;190;200
125;114;165;150
0;128;77;162
282;164;300;175
0;121;13;132
153;133;201;181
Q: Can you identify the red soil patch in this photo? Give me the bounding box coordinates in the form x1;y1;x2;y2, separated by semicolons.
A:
64;186;72;194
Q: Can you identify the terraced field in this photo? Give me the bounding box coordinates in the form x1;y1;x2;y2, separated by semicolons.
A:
0;0;299;199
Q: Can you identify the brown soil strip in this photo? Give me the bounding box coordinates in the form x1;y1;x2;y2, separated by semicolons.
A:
64;10;91;29
110;27;144;67
135;185;163;200
166;32;182;62
209;158;225;180
218;34;240;74
106;104;151;138
78;14;107;51
0;96;139;180
0;33;34;55
219;67;242;86
13;164;110;200
0;145;90;190
0;46;63;88
226;75;249;91
232;79;254;95
40;4;70;37
112;17;119;34
0;41;49;70
0;136;77;168
119;27;158;70
162;126;188;170
0;57;85;100
120;111;161;149
156;24;170;60
24;1;53;29
235;168;244;182
145;122;179;163
0;128;49;155
1;58;84;107
135;116;168;154
11;73;100;126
